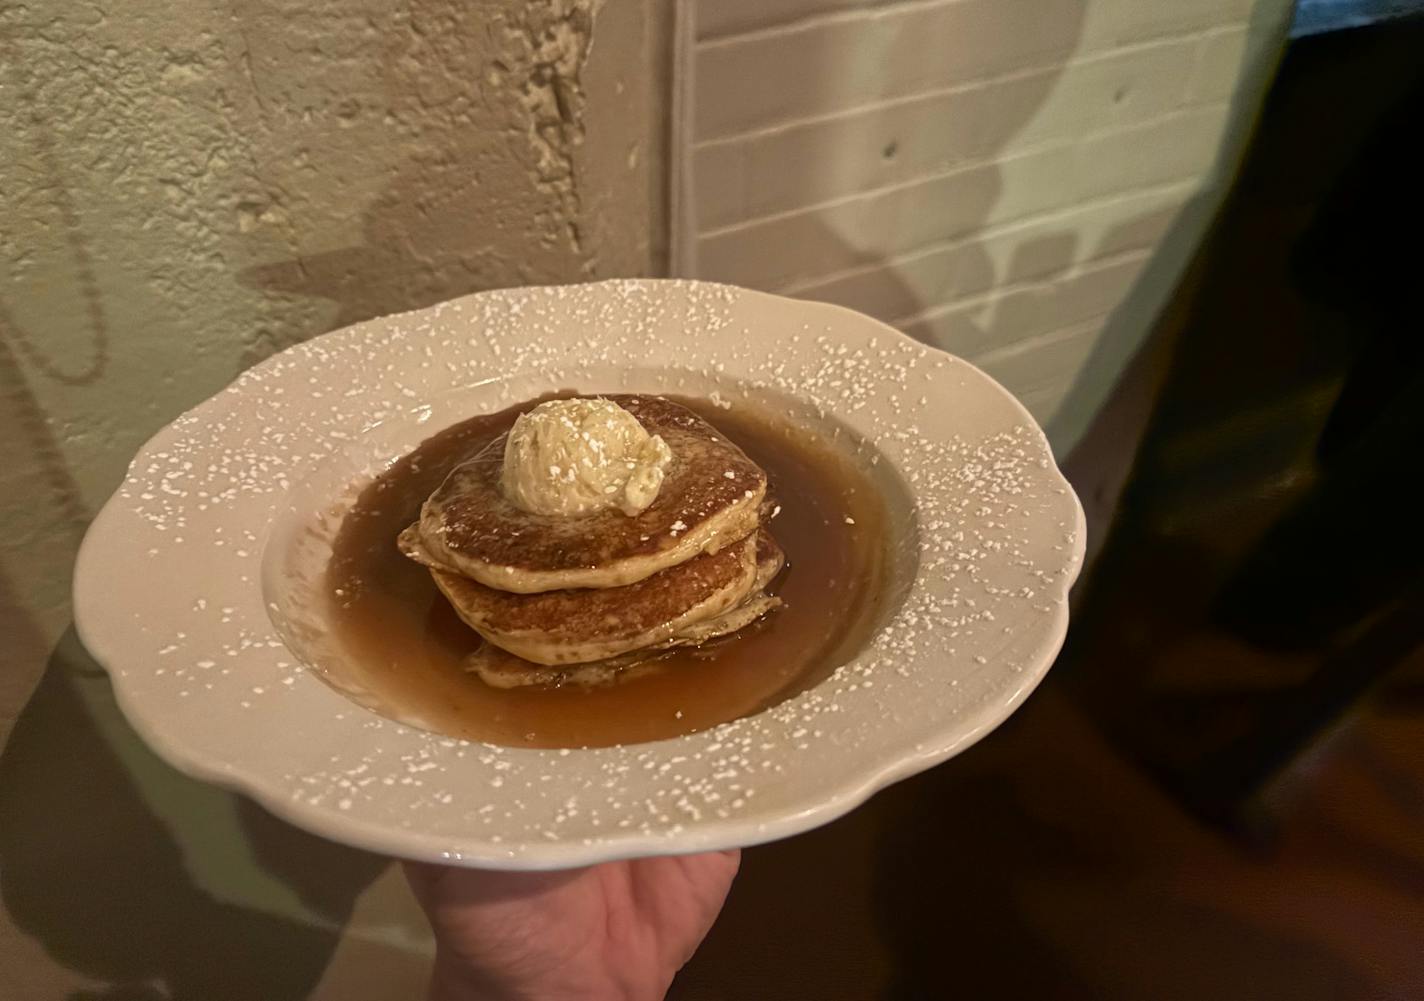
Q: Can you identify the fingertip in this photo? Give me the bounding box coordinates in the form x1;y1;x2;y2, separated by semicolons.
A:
400;857;444;895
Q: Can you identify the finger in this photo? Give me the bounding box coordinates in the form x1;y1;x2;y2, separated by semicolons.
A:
400;858;445;907
405;858;590;908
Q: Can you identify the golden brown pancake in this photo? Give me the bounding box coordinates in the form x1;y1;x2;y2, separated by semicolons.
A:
403;396;767;593
431;534;760;665
464;535;787;688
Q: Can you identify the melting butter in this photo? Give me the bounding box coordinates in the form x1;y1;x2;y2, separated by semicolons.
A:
501;398;672;517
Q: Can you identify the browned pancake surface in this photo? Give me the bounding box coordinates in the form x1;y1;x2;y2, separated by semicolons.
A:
465;533;788;688
417;396;765;581
432;534;756;647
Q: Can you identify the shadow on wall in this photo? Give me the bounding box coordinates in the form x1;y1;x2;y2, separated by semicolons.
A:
233;0;599;348
0;50;397;989
0;28;111;393
710;2;1100;419
729;0;1088;298
0;333;92;625
0;38;109;656
707;0;1290;460
0;631;388;1001
1050;2;1292;456
688;0;1117;421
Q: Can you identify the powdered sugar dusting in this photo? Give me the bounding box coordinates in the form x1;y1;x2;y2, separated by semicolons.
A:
77;279;1084;867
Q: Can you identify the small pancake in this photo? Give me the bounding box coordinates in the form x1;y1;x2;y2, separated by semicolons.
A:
668;592;782;646
406;395;767;593
749;529;786;592
464;534;787;689
466;595;784;689
431;534;761;665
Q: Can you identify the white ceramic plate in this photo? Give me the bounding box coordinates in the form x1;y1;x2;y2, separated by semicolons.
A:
74;279;1084;869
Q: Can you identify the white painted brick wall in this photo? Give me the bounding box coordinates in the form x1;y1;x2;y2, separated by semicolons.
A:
694;37;1203;230
696;0;1087;139
784;184;1187;322
676;0;1292;450
899;251;1151;357
699;0;1257;44
1187;27;1252;103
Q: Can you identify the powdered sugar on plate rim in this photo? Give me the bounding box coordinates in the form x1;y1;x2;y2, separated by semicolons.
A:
74;279;1084;868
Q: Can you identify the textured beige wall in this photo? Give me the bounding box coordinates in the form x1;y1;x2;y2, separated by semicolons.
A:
1;1;663;996
1;0;664;725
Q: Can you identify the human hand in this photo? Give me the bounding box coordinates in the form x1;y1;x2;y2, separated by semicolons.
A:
404;850;740;1001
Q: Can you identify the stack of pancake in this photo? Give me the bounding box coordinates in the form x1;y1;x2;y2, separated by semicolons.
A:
398;395;785;687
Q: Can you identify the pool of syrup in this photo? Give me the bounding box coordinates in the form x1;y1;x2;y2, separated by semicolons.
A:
324;396;888;748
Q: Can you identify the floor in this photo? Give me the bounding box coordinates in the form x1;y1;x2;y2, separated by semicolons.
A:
671;679;1423;1001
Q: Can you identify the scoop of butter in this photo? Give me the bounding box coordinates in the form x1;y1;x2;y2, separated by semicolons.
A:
501;398;673;517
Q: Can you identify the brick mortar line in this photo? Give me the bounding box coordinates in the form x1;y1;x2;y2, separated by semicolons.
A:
887;246;1152;332
966;316;1112;370
700;0;1248;49
699;0;978;50
693;29;1237;147
772;177;1194;297
697;105;1226;242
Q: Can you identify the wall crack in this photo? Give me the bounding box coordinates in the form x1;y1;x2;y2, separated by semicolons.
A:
503;0;604;262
